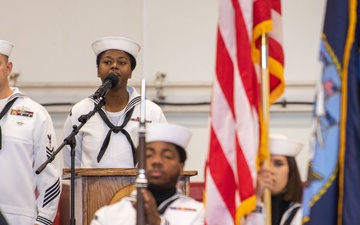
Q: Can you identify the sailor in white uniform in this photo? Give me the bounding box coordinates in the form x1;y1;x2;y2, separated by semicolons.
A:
63;36;166;168
244;134;304;225
91;123;205;225
0;40;61;225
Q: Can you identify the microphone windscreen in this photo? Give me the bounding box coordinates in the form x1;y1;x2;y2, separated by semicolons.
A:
105;74;119;88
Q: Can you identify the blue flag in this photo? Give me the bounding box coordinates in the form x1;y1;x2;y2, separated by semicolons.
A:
302;0;359;224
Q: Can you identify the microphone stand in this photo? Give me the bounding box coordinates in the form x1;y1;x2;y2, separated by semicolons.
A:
136;79;148;225
36;96;107;225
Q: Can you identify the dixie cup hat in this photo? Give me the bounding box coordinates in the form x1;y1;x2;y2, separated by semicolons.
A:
0;40;13;57
270;134;304;157
91;36;141;59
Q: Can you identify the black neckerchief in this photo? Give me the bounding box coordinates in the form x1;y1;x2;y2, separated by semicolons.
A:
271;193;290;225
97;107;135;163
91;95;141;164
0;211;8;225
0;97;18;150
149;187;177;208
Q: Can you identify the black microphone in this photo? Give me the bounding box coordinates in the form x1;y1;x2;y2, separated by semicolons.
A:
93;74;119;99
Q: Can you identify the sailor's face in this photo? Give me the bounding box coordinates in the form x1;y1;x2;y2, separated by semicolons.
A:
0;54;12;85
145;142;184;190
270;155;289;195
97;49;132;90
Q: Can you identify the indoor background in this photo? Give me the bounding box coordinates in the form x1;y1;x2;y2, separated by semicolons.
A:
0;0;327;182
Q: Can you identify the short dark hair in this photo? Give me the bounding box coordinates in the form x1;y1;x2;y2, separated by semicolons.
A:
175;145;187;163
283;156;303;203
96;51;136;71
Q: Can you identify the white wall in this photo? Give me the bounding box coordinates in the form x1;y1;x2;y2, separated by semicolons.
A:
1;0;327;182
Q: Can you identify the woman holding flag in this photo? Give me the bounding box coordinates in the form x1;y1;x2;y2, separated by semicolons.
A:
244;134;304;225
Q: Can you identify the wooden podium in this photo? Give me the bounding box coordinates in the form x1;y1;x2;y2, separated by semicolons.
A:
62;168;197;225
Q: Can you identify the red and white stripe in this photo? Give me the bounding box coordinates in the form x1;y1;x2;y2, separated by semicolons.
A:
205;0;285;223
205;0;260;224
268;0;285;104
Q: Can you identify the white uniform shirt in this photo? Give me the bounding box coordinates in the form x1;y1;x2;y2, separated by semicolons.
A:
244;202;302;225
0;88;61;225
91;191;205;225
62;86;167;168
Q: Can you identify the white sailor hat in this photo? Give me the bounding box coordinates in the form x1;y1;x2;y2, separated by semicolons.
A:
0;40;13;57
145;123;192;149
270;134;303;157
91;36;141;59
131;123;192;162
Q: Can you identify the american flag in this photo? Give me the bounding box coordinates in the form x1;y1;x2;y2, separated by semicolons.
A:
204;0;284;224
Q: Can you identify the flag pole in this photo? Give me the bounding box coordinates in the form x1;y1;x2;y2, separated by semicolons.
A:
260;33;272;225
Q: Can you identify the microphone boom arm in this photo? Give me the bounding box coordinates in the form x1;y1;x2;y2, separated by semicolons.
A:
36;96;106;225
36;96;106;173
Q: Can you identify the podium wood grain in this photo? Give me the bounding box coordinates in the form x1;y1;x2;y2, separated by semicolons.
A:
62;168;197;225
